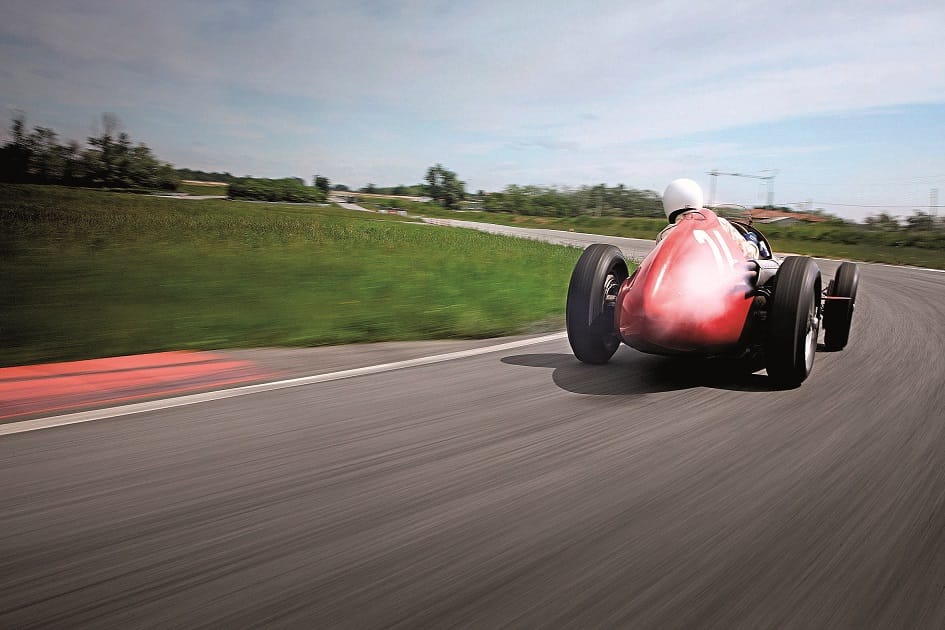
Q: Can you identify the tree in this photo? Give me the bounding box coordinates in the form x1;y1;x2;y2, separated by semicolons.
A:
313;175;330;195
26;126;64;183
0;114;31;182
424;163;466;209
864;213;899;231
114;131;133;186
154;162;181;191
0;111;186;190
905;211;935;231
86;113;122;186
332;183;350;191
60;139;83;185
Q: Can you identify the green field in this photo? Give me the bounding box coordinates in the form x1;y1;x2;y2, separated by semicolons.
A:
359;197;945;269
1;185;584;366
7;184;941;366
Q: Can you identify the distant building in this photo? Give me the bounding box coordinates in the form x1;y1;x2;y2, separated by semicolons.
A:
748;208;828;224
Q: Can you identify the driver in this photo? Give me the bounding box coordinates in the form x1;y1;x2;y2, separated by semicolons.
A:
662;177;705;224
660;178;769;259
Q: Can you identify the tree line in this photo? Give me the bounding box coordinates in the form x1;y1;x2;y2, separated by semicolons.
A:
175;168;239;183
0;111;770;221
228;177;326;203
0;113;180;190
344;170;664;218
484;184;663;218
327;165;467;208
4;113;937;227
863;211;941;232
0;113;330;203
345;183;427;197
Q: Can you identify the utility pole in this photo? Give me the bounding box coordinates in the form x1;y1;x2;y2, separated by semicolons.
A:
706;170;778;207
932;188;939;221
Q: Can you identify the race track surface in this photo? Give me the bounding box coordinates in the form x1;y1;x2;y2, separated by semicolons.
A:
2;226;945;628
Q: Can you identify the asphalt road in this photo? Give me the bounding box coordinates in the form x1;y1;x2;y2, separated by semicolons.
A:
3;225;945;628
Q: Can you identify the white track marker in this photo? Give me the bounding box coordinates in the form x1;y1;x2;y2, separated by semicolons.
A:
868;262;945;274
1;332;568;437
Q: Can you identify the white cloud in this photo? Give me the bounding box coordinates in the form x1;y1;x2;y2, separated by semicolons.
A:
8;1;944;133
2;0;944;216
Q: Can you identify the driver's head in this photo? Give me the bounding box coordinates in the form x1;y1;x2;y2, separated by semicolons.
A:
662;178;704;223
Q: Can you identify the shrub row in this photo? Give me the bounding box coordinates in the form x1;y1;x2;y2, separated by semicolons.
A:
228;177;326;203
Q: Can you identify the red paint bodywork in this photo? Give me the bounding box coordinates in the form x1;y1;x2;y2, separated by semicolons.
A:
0;352;278;420
616;209;755;355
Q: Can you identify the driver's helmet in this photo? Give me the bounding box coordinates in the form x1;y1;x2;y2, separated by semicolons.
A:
662;178;704;223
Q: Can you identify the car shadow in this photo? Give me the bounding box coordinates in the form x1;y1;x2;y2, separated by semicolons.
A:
501;349;779;396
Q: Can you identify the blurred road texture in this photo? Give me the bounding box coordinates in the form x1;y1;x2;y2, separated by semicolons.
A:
2;225;945;627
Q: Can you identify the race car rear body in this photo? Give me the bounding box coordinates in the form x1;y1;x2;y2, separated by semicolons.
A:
617;209;756;355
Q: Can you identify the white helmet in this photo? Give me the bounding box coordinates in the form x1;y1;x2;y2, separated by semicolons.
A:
662;178;704;222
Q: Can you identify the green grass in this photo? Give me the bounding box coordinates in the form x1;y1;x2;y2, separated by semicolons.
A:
1;185;585;366
359;196;945;269
760;238;945;267
9;184;936;366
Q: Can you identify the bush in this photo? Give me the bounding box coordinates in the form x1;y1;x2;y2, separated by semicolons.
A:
228;177;325;203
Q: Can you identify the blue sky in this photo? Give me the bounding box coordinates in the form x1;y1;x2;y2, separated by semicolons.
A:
2;0;944;220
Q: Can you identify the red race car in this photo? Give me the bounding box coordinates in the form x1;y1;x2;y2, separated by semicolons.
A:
566;179;859;387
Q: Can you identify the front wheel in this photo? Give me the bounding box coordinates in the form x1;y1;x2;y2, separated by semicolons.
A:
824;262;859;351
566;244;628;364
765;256;822;387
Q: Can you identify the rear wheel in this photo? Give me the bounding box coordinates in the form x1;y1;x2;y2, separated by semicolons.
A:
824;262;859;351
766;256;822;387
566;244;628;364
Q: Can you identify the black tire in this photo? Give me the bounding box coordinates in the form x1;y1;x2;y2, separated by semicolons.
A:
566;244;628;364
824;262;859;351
765;256;822;387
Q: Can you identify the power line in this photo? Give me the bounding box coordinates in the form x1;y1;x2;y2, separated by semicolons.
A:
708;169;778;206
785;201;945;209
781;179;945;188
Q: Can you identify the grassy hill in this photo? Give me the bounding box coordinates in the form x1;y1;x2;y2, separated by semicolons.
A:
1;185;583;366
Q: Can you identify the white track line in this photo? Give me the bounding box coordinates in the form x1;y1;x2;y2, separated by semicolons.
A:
0;332;568;437
867;261;945;274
